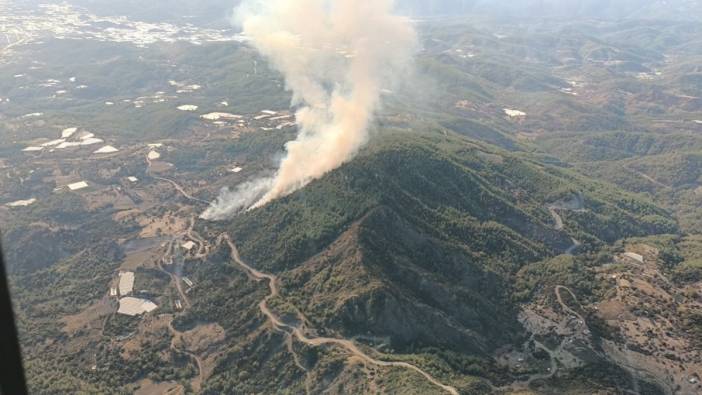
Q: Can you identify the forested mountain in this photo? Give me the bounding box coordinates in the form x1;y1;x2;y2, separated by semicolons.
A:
1;1;701;394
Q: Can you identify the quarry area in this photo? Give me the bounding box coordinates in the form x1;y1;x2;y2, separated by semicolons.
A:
512;246;702;395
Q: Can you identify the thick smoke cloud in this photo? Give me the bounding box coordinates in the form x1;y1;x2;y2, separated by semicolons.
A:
201;0;417;220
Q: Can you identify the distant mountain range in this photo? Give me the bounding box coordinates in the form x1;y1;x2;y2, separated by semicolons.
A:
22;0;702;25
399;0;702;20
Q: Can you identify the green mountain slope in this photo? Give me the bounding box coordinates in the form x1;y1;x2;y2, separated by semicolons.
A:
216;129;675;366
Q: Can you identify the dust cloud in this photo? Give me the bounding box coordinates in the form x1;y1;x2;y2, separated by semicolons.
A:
202;0;416;220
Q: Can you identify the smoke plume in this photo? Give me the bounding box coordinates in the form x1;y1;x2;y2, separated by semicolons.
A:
201;0;416;220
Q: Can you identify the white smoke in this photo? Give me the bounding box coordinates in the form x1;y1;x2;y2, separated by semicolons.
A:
202;178;274;219
201;0;416;220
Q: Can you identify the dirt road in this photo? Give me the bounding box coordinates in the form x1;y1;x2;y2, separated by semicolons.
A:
547;205;581;255
152;175;211;205
548;206;565;230
555;285;584;322
167;320;205;392
286;334;312;395
148;160;454;394
222;235;459;395
145;152;210;206
624;164;669;190
491;286;589;392
0;36;29;59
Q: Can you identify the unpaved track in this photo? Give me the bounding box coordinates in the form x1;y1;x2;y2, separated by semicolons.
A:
564;238;582;255
145;158;457;394
156;239;191;309
141;152;209;391
624;164;670;190
491;286;585;392
145;152;210;206
168;320;205;392
547;205;581;255
555;286;665;393
548;206;565;230
152;175;210;205
0;36;28;58
286;334;312;395
555;286;584;322
488;336;558;393
223;235;459;395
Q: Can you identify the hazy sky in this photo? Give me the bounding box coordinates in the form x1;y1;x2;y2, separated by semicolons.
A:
41;0;702;23
399;0;702;20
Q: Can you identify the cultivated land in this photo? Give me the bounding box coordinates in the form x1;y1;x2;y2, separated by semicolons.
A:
1;2;701;394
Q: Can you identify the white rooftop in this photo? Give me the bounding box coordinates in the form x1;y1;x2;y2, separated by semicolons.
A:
177;104;198;111
6;198;37;207
94;145;119;154
182;241;197;251
504;108;526;117
117;297;158;316
67;181;89;191
56;141;81;149
80;137;104;145
201;112;242;121
118;271;135;296
22;112;43;118
81;138;104;146
42;139;66;147
22;146;43;152
623;252;644;264
54;138;104;149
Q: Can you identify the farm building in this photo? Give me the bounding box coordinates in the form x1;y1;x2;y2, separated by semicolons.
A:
118;271;135;296
117;297;158;316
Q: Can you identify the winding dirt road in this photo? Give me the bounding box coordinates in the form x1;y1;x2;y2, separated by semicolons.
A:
547;205;581;255
149;159;454;394
145;152;210;206
555;286;585;322
149;158;589;394
167;320;205;393
285;334;312;395
490;286;588;392
152;175;211;205
222;235;459;395
624;164;670;190
0;36;29;59
548;206;565;230
155;239;192;309
153;162;671;394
